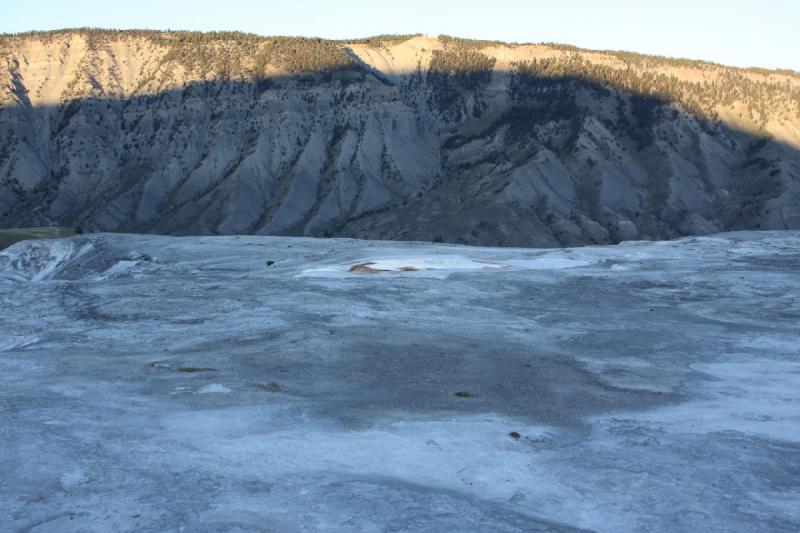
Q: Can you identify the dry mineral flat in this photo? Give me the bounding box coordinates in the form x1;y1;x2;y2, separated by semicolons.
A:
1;232;799;532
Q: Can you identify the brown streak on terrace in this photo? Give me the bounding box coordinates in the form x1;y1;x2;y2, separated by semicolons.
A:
348;262;419;274
348;262;385;274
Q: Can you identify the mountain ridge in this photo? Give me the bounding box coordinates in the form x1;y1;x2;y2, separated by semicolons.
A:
2;29;799;246
5;29;798;75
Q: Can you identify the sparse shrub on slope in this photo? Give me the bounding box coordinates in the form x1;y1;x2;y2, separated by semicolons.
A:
345;34;422;47
511;55;799;125
438;35;507;51
252;37;357;77
428;49;496;117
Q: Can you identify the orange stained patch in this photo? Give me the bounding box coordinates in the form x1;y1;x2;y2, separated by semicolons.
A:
348;262;387;274
348;262;419;274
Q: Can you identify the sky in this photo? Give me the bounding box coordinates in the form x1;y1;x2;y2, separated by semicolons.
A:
2;0;798;71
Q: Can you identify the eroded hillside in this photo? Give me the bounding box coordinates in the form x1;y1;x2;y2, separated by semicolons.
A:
2;30;799;245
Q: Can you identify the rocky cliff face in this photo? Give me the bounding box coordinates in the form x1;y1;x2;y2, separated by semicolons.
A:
2;30;799;246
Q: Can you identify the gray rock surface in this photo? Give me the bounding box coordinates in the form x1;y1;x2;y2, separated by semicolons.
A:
1;231;799;531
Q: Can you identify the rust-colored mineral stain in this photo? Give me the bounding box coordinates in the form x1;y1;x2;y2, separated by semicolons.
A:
348;262;419;274
348;262;387;274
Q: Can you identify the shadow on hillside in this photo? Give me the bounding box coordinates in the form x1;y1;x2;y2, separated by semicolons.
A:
1;59;798;244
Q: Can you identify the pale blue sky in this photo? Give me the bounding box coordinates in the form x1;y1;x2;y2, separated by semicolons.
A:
3;0;798;71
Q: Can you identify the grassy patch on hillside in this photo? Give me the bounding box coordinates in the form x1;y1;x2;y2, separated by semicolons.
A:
0;227;79;250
